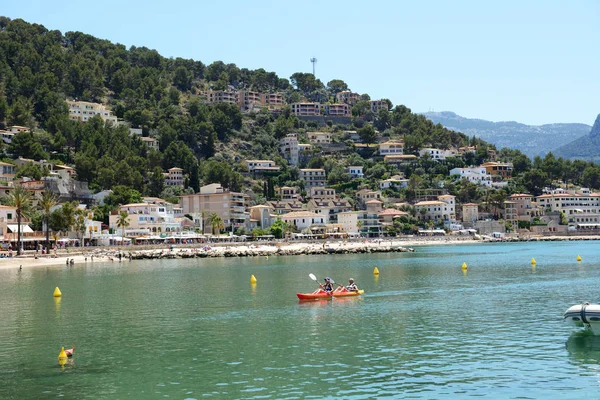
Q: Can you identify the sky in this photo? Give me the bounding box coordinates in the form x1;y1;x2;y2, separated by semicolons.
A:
3;0;599;126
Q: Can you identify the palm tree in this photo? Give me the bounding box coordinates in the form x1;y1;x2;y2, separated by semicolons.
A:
116;211;130;241
7;185;34;256
356;220;363;234
38;191;59;251
208;213;223;235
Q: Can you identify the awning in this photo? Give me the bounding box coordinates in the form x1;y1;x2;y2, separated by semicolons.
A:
6;224;33;233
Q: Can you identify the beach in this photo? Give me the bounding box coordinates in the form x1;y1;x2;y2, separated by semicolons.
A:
1;234;598;270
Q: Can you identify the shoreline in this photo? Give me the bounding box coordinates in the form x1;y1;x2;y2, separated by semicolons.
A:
1;235;598;271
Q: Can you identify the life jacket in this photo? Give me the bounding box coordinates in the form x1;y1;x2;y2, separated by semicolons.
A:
323;282;334;292
346;283;358;291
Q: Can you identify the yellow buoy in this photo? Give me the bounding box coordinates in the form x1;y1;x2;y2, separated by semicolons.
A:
250;274;257;284
531;258;536;265
461;262;468;270
53;287;62;297
373;267;380;275
577;255;582;262
265;256;269;260
58;347;67;367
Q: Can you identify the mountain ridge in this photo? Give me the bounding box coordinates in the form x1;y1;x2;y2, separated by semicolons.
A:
422;111;591;158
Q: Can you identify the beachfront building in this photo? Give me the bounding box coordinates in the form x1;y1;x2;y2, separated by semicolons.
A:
299;169;326;189
109;200;180;235
180;184;250;232
415;195;456;224
67;100;118;124
307;198;352;224
279;134;299;166
338;201;383;237
503;201;519;229
348;166;364;179
449;167;493;187
461;203;479;225
0;205;32;241
280;211;325;231
249;205;274;229
535;191;600;229
509;193;538;220
164;167;184;189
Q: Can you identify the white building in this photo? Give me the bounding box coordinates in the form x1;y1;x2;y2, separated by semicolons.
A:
379;176;409;190
280;211;325;231
419;148;458;160
414;195;456;224
243;160;280;173
348;166;364;179
67;100;118;124
449;167;493;187
536;191;600;228
279;134;299;166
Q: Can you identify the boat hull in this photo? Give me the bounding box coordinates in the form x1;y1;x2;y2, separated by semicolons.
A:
564;303;600;335
297;289;364;301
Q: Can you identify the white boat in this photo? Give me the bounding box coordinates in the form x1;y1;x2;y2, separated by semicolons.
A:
564;303;600;335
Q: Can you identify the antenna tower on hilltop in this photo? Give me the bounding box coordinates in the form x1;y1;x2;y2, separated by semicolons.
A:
310;57;317;76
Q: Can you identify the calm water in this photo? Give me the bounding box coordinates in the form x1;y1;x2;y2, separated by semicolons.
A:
1;241;600;399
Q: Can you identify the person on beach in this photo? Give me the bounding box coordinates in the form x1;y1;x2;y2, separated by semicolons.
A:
320;277;334;293
346;278;358;292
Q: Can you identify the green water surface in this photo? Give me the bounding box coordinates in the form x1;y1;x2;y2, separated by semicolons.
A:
1;241;599;399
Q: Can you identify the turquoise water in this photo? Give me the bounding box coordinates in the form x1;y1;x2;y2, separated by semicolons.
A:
0;241;599;399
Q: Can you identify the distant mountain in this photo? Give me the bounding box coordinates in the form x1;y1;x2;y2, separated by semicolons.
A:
422;111;591;158
554;114;600;162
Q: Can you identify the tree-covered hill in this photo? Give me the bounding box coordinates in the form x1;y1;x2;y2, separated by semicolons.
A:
554;114;600;162
0;16;599;212
422;111;591;158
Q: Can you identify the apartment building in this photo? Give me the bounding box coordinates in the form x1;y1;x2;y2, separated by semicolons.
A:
536;191;600;224
307;132;332;144
238;90;262;111
164;167;184;188
266;200;304;215
249;205;274;229
356;188;382;208
509;194;536;220
203;90;238;105
339;200;383;237
67;100;118;124
309;187;336;200
325;103;351;117
0;161;16;181
290;102;323;116
242;160;280;173
300;169;326;189
180;184;250;231
306;198;352;224
277;186;300;202
449;167;492;187
336;91;360;105
279;134;299;166
262;93;286;110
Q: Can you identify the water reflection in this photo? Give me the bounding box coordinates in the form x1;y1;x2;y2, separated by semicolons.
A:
566;331;600;374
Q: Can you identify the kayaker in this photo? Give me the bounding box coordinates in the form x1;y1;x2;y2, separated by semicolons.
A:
346;278;358;292
320;277;334;293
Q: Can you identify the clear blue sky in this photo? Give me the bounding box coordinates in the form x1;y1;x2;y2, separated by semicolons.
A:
3;0;599;125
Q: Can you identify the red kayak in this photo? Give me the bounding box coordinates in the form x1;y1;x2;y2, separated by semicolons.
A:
296;288;365;301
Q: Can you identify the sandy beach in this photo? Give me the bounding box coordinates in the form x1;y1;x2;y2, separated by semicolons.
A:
1;235;598;271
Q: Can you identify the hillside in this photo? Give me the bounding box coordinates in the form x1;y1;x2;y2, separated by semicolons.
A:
554;114;600;162
422;111;590;158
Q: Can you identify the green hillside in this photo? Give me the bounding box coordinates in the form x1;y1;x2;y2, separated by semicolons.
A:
0;16;599;222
